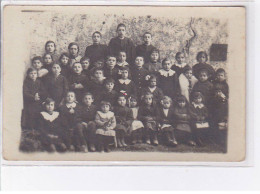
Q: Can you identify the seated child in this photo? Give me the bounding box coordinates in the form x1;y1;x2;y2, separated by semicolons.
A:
114;94;133;147
59;52;71;78
43;53;54;72
115;66;136;99
189;92;209;146
143;48;162;73
59;91;84;152
136;32;157;63
116;50;129;69
179;65;197;102
156;96;177;147
68;42;82;68
138;92;158;145
68;62;89;103
157;58;180;100
22;68;47;130
36;98;71;152
143;74;164;105
80;56;91;78
95;101;117;152
103;55;120;80
31;56;48;79
85;31;108;67
173;95;196;146
44;63;69;108
128;95;144;144
172;52;187;76
76;92;97;152
45;40;59;62
192;51;215;81
99;78;118;106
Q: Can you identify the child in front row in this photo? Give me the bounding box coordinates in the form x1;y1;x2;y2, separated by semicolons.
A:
95;101;117;152
114;94;133;147
138;92;158;145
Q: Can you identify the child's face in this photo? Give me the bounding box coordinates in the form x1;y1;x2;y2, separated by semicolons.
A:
162;100;171;109
150;52;159;63
106;57;116;69
118;52;127;63
73;63;83;74
121;70;129;79
69;45;79;57
216;72;226;82
117;96;127;107
46;43;55;53
66;92;76;103
117;27;126;38
129;99;137;108
46;102;55;113
194;97;202;104
178;101;186;108
29;70;38;81
144;95;153;105
92;33;101;44
44;54;53;65
176;53;185;64
163;60;172;71
149;78;157;87
199;71;208;82
61;56;69;65
94;70;104;79
83;95;94;106
184;70;193;80
135;57;144;68
52;64;61;75
105;82;114;91
81;60;90;70
32;60;43;70
101;104;110;113
143;34;152;45
198;54;207;64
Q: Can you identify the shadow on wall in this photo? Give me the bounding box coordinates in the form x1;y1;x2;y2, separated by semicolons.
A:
25;13;228;69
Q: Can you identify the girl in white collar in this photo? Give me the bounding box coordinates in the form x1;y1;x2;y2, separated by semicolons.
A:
172;52;187;76
37;98;71;152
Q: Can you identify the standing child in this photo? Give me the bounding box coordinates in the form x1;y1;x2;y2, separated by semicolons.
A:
189;92;209;146
179;65;197;102
31;56;49;79
103;55;120;80
80;56;91;78
108;23;136;65
116;50;129;69
128;95;144;144
99;78;118;106
143;49;162;73
85;31;109;67
68;42;82;68
76;92;97;152
44;63;69;108
95;101;117;152
22;68;47;130
114;94;134;147
156;96;177;147
138;92;158;145
68;62;89;103
173;95;196;146
172;52;187;76
157;58;180;100
59;52;71;78
115;66;136;98
45;40;59;63
43;53;54;72
136;32;157;63
36;98;71;152
192;51;215;81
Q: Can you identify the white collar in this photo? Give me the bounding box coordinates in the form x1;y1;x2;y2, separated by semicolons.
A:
174;63;187;68
119;79;131;84
159;69;175;77
148;87;157;93
66;102;77;109
192;102;204;109
163;108;169;116
117;61;128;67
41;111;59;122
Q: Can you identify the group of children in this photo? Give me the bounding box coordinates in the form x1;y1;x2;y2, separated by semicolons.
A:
21;23;229;153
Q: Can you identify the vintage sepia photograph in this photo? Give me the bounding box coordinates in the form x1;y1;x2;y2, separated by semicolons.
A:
2;6;246;162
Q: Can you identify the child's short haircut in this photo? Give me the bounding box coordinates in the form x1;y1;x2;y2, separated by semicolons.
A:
199;68;209;76
100;101;111;108
192;92;204;102
175;52;184;60
83;92;94;99
72;62;82;68
120;66;130;72
148;74;157;81
59;52;70;62
183;65;192;73
66;91;76;96
176;95;187;103
93;67;104;74
26;67;37;75
118;92;127;99
44;97;55;105
45;40;56;51
92;31;102;37
143;91;153;98
80;56;90;63
162;58;171;66
68;42;79;51
32;56;43;64
117;23;126;30
104;78;115;85
216;68;226;74
51;63;61;68
196;51;208;62
118;50;126;55
43;53;54;61
135;55;145;60
106;55;117;61
143;32;152;37
161;96;172;104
